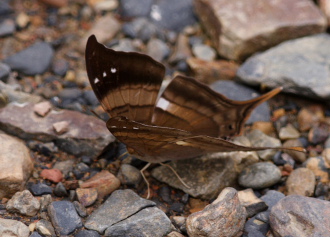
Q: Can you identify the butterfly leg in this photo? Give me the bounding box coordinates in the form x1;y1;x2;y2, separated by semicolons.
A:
159;163;191;189
140;162;151;199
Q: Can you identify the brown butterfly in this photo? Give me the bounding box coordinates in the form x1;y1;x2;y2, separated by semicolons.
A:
85;35;304;163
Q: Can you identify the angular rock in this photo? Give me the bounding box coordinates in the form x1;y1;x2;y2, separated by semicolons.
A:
0;103;114;156
269;195;330;237
286;168;315;196
169;34;192;63
29;183;53;196
33;101;52;117
40;168;63;183
0;133;33;199
297;106;324;131
238;188;267;217
237;34;330;100
6;190;40;216
104;206;172;236
0;19;15;37
152;149;258;199
279;124;300;140
238;162;282;189
194;0;326;60
76;188;98;207
0;62;10;82
0;218;29;237
117;164;142;188
303;156;329;182
186;187;247;237
48;201;83;236
4;41;54;75
35;219;56;237
188;58;238;83
80;170;120;199
85;189;156;233
282;139;307;163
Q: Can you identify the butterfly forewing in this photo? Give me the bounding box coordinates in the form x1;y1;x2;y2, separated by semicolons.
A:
153;75;282;138
85;35;165;124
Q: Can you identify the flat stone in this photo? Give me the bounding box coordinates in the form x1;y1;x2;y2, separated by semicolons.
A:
187;187;247;237
29;183;53;196
104;206;172;236
0;218;29;237
0;103;114;156
269;195;330;237
33;101;52;117
6;190;40;216
238;162;282;189
152;149;258;199
0;81;43;104
48;201;83;236
80;170;120;199
237;34;330;100
0;133;34;199
4;41;54;75
194;0;326;60
85;189;156;233
238;188;267;217
286;168;315;196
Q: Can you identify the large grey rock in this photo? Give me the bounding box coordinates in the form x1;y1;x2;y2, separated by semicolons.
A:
0;218;29;237
194;0;326;60
237;34;330;100
6;190;40;216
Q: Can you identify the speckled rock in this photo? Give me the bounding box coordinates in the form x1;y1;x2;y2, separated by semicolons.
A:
286;168;315;196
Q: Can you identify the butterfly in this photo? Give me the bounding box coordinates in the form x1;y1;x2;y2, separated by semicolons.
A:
85;35;304;163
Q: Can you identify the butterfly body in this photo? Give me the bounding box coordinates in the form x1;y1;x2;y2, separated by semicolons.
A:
85;35;304;163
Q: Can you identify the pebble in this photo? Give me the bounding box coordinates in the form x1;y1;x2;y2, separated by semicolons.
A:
47;201;83;236
286;168;315;196
40;168;63;183
51;59;69;77
39;194;52;211
83;90;99;106
167;231;185;237
168;34;191;63
238;162;282;189
53;121;69;135
118;0;153;18
270;195;330;236
247;129;281;160
0;133;34;199
278;123;300;140
80;170;121;199
16;12;30;29
303;156;330;182
0;218;29;237
146;38;170;62
53;160;74;177
75;229;101;237
6;190;40;216
73;201;88;218
186;187;247;237
29;183;53;196
122;17;159;42
54;182;68;197
4;41;54;75
117;164;142;188
33;101;52;117
297;106;324;131
76;188;98;207
30;232;43;237
191;44;216;61
0;62;10;82
282;139;307;163
237;188;267;218
0;19;15;37
35;219;56;237
308;122;330;144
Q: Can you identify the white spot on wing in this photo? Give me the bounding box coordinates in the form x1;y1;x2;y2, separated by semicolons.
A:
133;127;139;130
103;71;107;77
111;68;117;73
157;98;170;111
94;78;100;84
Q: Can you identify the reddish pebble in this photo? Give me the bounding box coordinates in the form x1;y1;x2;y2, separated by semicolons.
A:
40;168;63;183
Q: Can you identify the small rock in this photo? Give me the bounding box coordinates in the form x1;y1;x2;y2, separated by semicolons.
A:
303;156;330;182
0;62;10;82
4;41;54;75
238;188;268;217
48;201;83;236
286;168;315;196
320;0;330;26
76;188;98;207
243;216;269;237
238;162;282;189
270;195;330;236
279;124;300;140
54;182;68;197
186;187;247;237
40;168;63;183
29;183;53;196
40;194;52;211
35;219;56;237
0;218;29;237
16;12;30;29
282;139;307;163
0;134;34;199
6;190;40;216
0;19;15;37
53;121;69;135
51;59;69;77
121;17;159;42
146;38;170;62
40;0;68;8
80;170;120;199
118;0;153;18
29;232;43;237
83;90;99;106
168;34;192;63
247;129;281;160
166;231;185;237
322;148;330;165
308;122;330;144
33;101;52;117
192;44;216;61
297;106;324;131
73;201;88;218
53;160;74;177
117;164;142;187
75;229;101;237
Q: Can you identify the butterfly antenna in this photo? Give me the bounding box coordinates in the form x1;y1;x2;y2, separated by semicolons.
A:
140;162;151;199
160;162;191;189
90;109;102;120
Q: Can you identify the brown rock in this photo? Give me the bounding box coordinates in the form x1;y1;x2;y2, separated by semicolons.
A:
194;0;326;60
308;122;330;144
297;106;324;131
0;103;114;156
286;168;315;196
282;139;307;163
319;0;330;26
279;124;300;140
80;170;120;199
40;169;63;183
270;195;330;237
237;188;267;217
52;121;69;135
0;134;34;199
322;148;330;165
251;121;275;136
33;101;52;117
40;0;68;8
303;156;329;182
76;188;98;207
186;187;247;237
187;57;238;84
168;34;192;63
